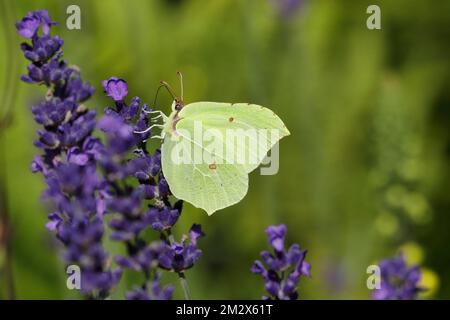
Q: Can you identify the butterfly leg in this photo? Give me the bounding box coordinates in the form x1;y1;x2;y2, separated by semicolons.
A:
151;134;165;140
150;114;164;123
144;110;168;123
143;109;166;116
134;123;164;134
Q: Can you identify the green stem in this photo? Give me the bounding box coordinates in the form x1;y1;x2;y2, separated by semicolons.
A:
177;272;191;300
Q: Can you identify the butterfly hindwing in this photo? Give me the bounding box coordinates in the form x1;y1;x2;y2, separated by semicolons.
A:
161;135;248;215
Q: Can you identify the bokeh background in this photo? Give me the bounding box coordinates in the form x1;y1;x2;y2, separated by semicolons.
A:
0;0;449;299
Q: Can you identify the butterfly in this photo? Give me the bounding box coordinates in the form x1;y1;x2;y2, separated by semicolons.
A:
137;73;290;215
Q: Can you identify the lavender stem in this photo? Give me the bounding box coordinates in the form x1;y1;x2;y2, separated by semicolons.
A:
177;272;192;300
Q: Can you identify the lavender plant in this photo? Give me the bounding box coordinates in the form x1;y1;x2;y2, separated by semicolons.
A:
251;224;311;300
17;10;203;300
17;9;121;298
372;253;424;300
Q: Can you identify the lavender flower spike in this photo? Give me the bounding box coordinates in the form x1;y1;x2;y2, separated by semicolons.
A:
100;76;204;299
17;10;120;297
372;253;425;300
252;224;311;300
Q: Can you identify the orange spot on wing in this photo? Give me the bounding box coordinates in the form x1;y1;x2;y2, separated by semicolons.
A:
208;163;217;170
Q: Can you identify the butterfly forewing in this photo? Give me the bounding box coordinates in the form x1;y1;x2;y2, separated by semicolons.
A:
177;102;290;173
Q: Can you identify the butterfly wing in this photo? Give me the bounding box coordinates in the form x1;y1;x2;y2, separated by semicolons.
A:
177;102;290;173
161;135;248;215
161;102;290;215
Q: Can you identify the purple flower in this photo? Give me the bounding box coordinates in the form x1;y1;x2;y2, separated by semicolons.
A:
252;224;311;300
16;10;56;38
20;35;63;62
31;155;48;175
54;211;122;295
372;253;424;300
16;16;40;38
21;56;65;85
133;105;151;141
105;95;140;122
126;274;175;300
133;151;162;182
98;115;136;155
67;147;89;166
189;223;205;245
45;212;62;231
35;129;60;149
158;224;204;273
31;98;75;127
59;110;97;147
116;241;165;272
63;70;95;102
81;270;122;296
102;77;128;101
265;224;287;252
145;206;181;232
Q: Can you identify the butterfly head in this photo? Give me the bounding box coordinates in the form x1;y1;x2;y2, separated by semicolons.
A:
174;98;184;111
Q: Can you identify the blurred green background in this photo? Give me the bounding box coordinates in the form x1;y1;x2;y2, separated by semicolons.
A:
0;0;449;299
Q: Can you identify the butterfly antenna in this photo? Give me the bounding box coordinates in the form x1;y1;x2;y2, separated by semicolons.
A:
152;83;171;108
160;81;178;100
152;79;180;109
177;71;184;101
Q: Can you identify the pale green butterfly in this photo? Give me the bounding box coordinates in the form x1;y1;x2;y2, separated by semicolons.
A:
137;73;290;215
